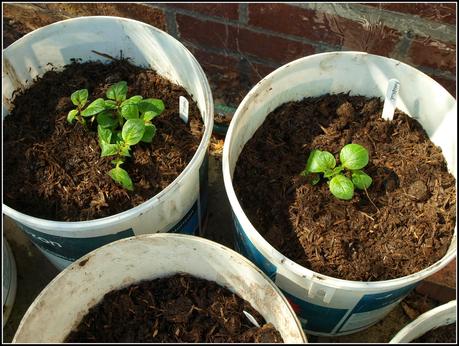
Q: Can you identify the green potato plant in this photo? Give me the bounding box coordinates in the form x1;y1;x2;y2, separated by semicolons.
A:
301;143;372;200
68;81;165;190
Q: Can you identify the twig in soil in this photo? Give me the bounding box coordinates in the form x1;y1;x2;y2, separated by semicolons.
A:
366;133;377;151
319;124;330;135
359;211;375;221
401;187;418;200
364;187;380;212
91;50;118;61
332;219;346;226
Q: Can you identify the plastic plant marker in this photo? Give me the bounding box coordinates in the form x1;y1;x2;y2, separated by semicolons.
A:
382;78;400;121
243;310;261;327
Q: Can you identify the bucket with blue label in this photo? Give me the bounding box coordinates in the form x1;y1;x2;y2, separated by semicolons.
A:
2;16;213;271
223;52;457;336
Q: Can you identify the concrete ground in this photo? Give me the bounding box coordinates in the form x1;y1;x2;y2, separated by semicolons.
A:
2;143;437;342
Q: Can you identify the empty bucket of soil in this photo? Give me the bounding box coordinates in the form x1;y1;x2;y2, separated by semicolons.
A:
12;234;307;343
3;16;213;270
390;300;456;343
222;51;456;336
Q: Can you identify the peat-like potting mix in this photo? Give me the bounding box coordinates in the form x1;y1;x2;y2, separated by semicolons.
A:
233;93;456;281
4;58;204;221
64;273;283;343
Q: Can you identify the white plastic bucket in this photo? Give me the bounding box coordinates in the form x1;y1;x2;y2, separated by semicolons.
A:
3;238;18;327
222;51;457;336
390;300;456;343
2;16;213;270
12;233;307;343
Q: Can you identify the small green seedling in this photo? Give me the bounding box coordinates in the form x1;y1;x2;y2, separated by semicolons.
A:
301;143;372;200
68;81;165;190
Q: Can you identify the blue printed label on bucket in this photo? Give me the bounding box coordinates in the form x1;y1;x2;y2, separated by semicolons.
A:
279;282;417;335
281;289;348;334
335;283;417;334
169;153;209;236
17;223;134;262
232;214;277;280
215;103;237;116
168;200;200;235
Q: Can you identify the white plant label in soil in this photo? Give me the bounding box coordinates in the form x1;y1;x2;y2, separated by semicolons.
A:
179;96;189;124
243;310;261;327
382;78;400;121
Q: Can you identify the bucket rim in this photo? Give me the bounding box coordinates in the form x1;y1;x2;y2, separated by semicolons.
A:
389;299;457;343
13;233;307;343
2;15;214;230
222;51;457;291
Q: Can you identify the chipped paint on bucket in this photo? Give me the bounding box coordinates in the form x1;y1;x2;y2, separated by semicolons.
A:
223;51;457;336
2;17;214;271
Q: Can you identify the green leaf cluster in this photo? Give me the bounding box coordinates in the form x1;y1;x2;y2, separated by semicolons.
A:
301;143;372;200
68;81;165;190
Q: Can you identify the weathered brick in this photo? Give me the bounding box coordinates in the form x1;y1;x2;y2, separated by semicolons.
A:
415;281;456;304
426;259;456;289
249;4;343;45
2;3;167;48
248;3;401;56
164;3;239;20
3;3;68;47
236;28;315;64
407;36;456;74
177;14;315;64
43;3;166;30
177;15;235;52
414;259;456;303
248;63;278;84
362;3;456;25
187;47;240;74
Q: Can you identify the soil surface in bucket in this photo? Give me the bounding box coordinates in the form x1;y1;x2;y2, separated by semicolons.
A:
64;273;284;343
4;59;204;221
411;323;456;343
233;93;456;281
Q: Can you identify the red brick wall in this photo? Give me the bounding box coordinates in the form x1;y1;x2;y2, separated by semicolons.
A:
159;3;456;97
3;3;456;97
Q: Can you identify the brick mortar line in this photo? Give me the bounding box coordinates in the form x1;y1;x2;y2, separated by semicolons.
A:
163;7;178;38
416;65;456;80
152;5;349;53
390;32;414;62
181;40;282;69
186;37;456;82
149;4;456;78
239;3;248;24
291;2;456;43
152;3;455;44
